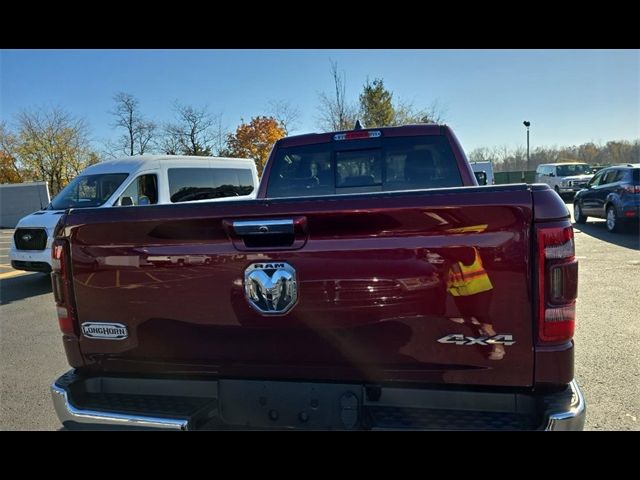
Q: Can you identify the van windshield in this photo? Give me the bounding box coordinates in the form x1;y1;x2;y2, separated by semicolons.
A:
50;173;129;210
556;164;591;176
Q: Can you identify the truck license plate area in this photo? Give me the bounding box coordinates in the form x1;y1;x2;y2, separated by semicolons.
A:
219;379;361;430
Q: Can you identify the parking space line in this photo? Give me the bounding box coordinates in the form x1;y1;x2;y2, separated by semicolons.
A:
145;272;162;282
115;270;120;287
0;270;29;280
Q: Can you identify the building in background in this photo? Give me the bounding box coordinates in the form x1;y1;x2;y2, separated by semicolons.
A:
0;182;50;228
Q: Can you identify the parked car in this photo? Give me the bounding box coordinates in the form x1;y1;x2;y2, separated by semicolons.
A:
535;162;593;199
49;124;583;430
10;155;258;273
470;161;495;185
573;164;640;232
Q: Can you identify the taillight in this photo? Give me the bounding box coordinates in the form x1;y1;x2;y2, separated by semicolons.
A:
622;184;640;194
57;306;75;335
51;238;77;336
537;225;578;343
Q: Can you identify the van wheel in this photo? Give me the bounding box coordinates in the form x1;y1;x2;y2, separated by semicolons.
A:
574;202;587;224
606;205;621;233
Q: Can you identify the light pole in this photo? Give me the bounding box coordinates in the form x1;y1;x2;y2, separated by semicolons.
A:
523;121;531;182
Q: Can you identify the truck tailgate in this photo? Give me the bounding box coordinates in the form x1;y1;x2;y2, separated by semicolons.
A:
67;185;534;387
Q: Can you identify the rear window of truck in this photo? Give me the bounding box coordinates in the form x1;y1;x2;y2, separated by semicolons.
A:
266;135;463;198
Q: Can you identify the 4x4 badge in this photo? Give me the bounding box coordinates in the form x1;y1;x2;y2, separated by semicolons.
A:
437;334;515;346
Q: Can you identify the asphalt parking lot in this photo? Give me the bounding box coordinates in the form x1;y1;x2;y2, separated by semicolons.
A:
1;207;638;430
0;230;67;430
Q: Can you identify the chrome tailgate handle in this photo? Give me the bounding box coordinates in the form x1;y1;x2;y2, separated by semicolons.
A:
233;219;294;236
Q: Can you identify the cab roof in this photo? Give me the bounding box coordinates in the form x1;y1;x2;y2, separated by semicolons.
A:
276;124;446;148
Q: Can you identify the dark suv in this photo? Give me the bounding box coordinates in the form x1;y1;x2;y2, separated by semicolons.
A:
573;164;640;232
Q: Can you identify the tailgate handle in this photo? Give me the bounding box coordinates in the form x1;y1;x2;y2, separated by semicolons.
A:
223;216;308;251
233;219;294;236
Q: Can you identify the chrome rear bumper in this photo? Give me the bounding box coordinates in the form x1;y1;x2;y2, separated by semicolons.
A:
51;370;585;431
51;383;189;430
543;379;586;431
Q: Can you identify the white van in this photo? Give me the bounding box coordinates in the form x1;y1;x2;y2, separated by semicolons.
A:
10;155;258;273
470;161;495;185
535;162;593;198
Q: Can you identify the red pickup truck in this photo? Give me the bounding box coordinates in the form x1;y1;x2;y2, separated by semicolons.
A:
50;124;585;430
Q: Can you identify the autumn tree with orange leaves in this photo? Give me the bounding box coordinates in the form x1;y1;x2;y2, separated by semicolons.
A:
0;152;23;184
0;122;24;184
225;116;286;176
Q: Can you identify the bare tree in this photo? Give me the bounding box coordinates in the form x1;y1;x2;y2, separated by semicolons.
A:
393;98;447;125
317;60;358;132
162;103;224;156
109;92;158;156
15;107;98;194
112;93;136;156
136;119;157;155
418;100;447;124
211;114;229;157
161;134;182;156
0;122;19;160
466;139;639;173
268;100;301;135
468;147;493;163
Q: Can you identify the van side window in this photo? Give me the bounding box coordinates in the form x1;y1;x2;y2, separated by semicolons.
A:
168;168;254;203
118;174;158;206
